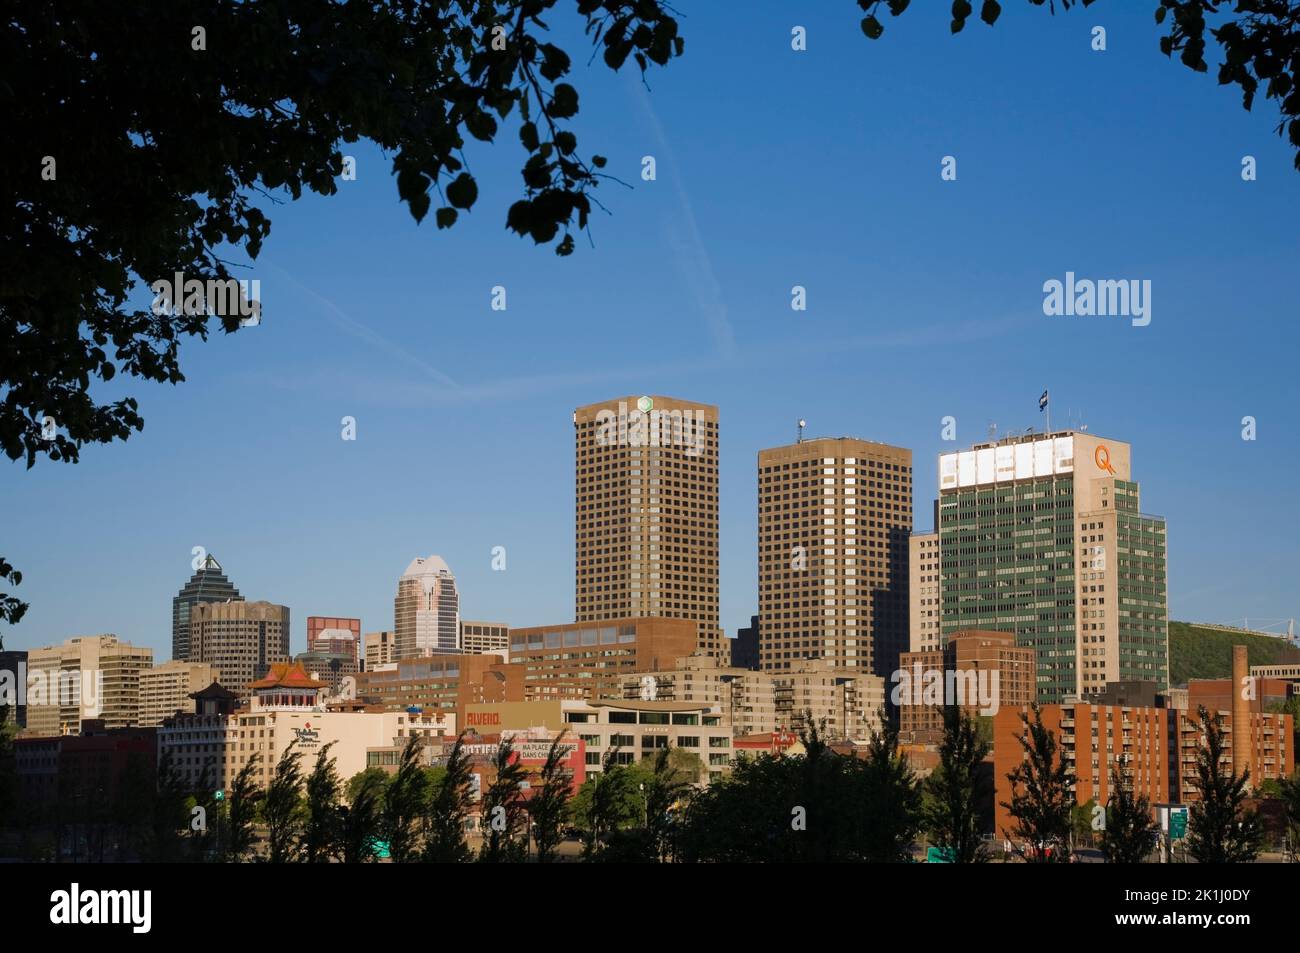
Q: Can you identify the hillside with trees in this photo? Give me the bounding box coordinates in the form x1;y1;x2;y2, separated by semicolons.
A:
1168;622;1297;686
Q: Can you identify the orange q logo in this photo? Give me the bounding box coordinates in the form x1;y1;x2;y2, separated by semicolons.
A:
1095;445;1116;475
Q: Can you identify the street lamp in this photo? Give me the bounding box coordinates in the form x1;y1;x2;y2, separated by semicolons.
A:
639;782;646;827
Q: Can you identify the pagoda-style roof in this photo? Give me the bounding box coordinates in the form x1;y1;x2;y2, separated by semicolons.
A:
249;661;327;690
189;680;239;701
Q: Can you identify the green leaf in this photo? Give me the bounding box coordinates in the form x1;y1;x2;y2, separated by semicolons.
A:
445;173;478;210
861;16;884;40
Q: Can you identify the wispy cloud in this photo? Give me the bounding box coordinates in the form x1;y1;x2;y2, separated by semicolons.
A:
633;81;738;363
267;263;464;394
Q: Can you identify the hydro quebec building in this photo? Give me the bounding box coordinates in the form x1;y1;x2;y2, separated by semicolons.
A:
938;431;1168;703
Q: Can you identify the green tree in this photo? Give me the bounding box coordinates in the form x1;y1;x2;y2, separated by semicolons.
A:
424;733;473;863
383;735;429;863
478;736;527;862
302;742;343;863
860;717;923;863
1278;771;1300;862
1001;704;1074;863
0;701;18;827
923;705;991;863
529;733;575;863
263;743;305;863
224;755;261;862
345;767;391;807
1186;706;1265;863
339;769;384;864
576;748;637;859
642;745;695;862
1099;761;1159;864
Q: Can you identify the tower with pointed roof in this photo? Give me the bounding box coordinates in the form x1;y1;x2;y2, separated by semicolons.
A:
172;554;242;661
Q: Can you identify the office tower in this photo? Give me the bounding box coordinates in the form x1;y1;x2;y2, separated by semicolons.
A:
938;431;1168;703
395;556;459;658
363;631;395;671
191;600;291;699
172;554;242;661
757;437;913;678
908;531;940;653
459;620;509;656
307;616;361;664
25;635;153;735
139;660;217;726
574;395;724;661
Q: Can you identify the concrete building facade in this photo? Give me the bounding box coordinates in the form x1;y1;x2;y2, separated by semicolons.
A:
139;660;217;727
394;556;459;658
190;600;291;701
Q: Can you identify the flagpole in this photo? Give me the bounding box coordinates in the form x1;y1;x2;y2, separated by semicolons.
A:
1045;388;1051;435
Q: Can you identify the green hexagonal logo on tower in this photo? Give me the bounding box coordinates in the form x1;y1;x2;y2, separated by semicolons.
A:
637;396;653;413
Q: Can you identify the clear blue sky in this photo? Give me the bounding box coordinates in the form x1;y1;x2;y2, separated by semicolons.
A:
4;2;1297;658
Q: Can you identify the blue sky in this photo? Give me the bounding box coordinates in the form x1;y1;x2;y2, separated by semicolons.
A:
4;1;1298;657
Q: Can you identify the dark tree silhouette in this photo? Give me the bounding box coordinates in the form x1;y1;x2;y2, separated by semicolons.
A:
478;736;528;862
1099;760;1159;864
264;742;305;863
302;742;343;863
383;735;429;863
529;732;574;863
1186;705;1265;863
424;732;474;863
1001;703;1074;863
923;705;992;863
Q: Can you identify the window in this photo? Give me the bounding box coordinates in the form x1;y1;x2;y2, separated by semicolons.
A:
709;736;730;748
676;735;700;747
671;713;698;726
608;711;637;724
639;711;669;725
609;734;634;748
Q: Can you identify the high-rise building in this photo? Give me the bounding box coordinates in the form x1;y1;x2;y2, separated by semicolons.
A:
139;660;218;727
459;620;509;656
908;531;940;653
363;631;395;671
394;556;459;658
757;437;912;678
574;395;724;662
25;635;153;735
307;616;361;664
172;554;242;662
938;431;1168;703
190;600;290;700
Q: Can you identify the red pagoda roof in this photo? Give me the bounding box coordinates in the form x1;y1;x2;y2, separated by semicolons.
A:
249;661;327;690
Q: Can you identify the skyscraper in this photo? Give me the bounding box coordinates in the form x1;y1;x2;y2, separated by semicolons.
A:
757;437;912;677
172;554;242;661
938;430;1168;703
190;600;291;699
26;634;154;734
574;395;724;661
394;556;460;659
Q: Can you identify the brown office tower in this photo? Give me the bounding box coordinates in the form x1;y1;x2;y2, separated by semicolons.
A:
191;600;291;700
574;396;724;662
758;437;912;677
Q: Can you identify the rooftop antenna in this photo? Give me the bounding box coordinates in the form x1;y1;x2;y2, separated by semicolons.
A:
988;422;998;441
797;419;806;444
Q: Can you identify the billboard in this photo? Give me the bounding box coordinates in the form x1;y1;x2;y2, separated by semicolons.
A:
940;436;1075;490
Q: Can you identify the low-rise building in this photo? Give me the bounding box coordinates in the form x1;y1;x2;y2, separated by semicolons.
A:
139;661;217;727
